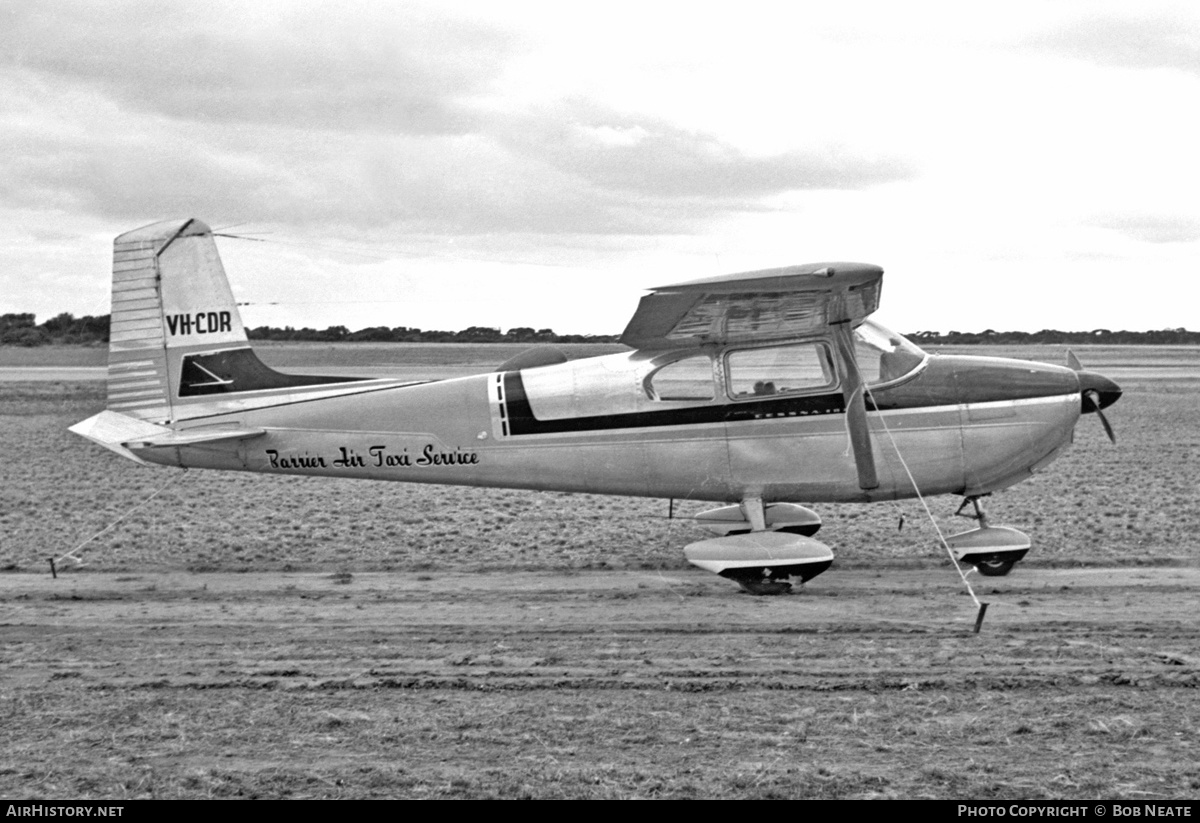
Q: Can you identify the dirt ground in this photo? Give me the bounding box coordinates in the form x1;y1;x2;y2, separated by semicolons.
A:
2;567;1197;799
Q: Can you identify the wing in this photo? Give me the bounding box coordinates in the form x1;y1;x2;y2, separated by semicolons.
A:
619;262;883;350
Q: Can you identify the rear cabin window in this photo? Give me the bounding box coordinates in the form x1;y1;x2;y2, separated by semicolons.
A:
647;355;714;401
726;343;833;398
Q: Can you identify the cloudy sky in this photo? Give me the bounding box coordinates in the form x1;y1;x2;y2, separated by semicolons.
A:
2;1;1197;335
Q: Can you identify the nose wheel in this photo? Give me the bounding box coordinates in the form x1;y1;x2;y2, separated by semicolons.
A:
973;557;1016;577
947;496;1030;578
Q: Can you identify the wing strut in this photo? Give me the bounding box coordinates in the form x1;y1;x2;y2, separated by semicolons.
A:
831;322;879;491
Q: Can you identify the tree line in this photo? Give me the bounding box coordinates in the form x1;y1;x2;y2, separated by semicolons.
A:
1;313;110;346
245;324;621;344
3;312;1198;347
0;313;621;346
909;328;1200;345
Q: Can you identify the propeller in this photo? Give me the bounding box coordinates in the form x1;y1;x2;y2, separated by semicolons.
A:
1066;350;1120;444
1082;389;1117;443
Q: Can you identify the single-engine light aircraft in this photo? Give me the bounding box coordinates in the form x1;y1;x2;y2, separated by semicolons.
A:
72;219;1121;593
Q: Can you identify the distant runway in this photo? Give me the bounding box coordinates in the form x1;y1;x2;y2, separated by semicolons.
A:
0;366;105;381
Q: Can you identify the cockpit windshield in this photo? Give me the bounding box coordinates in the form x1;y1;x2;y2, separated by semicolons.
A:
853;320;927;385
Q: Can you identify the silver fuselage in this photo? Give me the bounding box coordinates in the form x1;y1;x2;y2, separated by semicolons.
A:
136;342;1087;505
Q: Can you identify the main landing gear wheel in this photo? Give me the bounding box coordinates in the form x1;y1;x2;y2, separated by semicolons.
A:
973;558;1016;577
685;529;835;595
721;568;793;596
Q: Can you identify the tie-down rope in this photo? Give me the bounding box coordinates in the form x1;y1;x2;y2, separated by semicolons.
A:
860;385;989;631
53;469;190;569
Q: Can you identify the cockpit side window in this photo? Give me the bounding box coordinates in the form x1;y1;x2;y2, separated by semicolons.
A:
646;354;715;401
725;342;834;399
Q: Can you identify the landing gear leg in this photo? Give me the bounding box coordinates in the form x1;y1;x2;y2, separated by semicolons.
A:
954;494;991;528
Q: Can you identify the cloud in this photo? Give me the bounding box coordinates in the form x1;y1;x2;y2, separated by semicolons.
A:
0;92;669;237
2;0;516;135
494;100;913;200
1090;212;1200;243
0;73;286;222
0;86;912;239
0;2;915;240
1028;12;1200;74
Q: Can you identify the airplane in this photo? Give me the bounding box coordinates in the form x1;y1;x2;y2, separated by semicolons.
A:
71;218;1122;594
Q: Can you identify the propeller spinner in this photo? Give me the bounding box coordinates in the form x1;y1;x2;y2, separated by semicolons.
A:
1067;351;1121;443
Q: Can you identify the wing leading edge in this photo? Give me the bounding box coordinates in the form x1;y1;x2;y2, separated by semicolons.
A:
619;262;883;350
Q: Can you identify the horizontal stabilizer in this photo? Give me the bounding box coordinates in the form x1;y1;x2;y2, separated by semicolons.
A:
126;425;266;449
69;411;170;464
69;410;264;462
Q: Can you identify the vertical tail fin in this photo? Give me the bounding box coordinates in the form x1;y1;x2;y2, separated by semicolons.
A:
106;218;248;422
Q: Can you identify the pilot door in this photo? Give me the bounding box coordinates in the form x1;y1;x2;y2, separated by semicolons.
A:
722;337;867;501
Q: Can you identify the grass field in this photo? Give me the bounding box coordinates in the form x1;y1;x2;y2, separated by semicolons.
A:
2;566;1197;799
1;343;1196;574
1;343;1197;799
